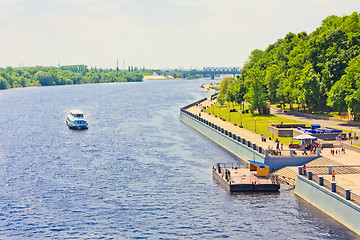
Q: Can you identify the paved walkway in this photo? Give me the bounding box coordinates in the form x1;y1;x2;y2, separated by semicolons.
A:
271;106;360;133
187;99;288;154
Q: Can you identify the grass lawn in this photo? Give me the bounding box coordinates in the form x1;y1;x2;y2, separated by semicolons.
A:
206;102;305;146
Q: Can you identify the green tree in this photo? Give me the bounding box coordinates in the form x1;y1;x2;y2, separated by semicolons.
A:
265;65;281;103
0;76;7;89
34;71;53;86
234;81;247;110
245;69;268;112
299;64;321;111
226;83;237;109
327;80;347;113
346;89;360;119
217;93;226;105
219;76;234;95
19;76;28;87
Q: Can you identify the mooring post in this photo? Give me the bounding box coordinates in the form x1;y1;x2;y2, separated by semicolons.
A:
331;182;336;192
318;176;324;186
345;189;351;200
298;166;302;175
307;171;313;180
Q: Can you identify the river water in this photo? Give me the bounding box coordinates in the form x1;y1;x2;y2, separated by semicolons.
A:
0;79;357;239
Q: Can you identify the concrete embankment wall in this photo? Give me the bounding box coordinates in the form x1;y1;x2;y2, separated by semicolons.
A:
180;109;318;169
180;111;265;164
295;175;360;235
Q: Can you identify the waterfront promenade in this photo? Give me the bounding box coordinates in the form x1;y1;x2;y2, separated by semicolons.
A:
185;97;360;196
271;106;360;196
187;99;286;152
182;91;360;235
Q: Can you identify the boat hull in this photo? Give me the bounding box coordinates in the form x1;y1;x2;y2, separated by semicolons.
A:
66;120;88;130
67;125;88;130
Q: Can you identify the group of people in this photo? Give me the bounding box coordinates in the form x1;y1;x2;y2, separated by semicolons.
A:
260;135;267;142
276;139;283;150
267;145;282;155
301;149;317;155
301;142;319;151
330;148;346;156
265;138;284;156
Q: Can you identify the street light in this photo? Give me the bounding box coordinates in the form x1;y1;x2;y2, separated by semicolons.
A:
229;108;231;122
255;117;257;133
351;127;353;145
240;110;243;128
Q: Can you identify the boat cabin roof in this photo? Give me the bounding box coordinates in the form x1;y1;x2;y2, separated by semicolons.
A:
70;110;84;115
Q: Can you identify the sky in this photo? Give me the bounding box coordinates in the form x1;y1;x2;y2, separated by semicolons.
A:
0;0;359;69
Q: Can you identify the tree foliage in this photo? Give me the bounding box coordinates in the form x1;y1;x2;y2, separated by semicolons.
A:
219;76;235;95
226;12;360;117
0;65;143;90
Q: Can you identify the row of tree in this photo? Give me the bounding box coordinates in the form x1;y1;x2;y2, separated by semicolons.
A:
221;12;360;118
0;65;143;90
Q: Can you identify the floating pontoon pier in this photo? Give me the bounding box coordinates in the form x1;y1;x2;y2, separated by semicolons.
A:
212;161;280;192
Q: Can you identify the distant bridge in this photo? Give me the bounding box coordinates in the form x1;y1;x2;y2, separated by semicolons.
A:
156;67;241;79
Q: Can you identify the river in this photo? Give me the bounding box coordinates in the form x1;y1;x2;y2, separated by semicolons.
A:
0;79;357;239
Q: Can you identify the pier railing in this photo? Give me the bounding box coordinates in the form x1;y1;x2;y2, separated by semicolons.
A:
305;165;360;175
181;97;208;110
215;163;245;169
181;108;266;156
299;167;360;206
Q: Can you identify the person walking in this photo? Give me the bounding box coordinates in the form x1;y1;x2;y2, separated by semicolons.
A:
332;169;335;181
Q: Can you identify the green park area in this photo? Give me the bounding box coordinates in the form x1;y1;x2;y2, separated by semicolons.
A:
205;101;357;148
205;102;304;146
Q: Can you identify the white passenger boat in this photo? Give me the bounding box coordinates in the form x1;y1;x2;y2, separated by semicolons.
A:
66;110;88;130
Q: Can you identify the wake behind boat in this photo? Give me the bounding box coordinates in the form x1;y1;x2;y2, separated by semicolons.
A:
66;110;88;130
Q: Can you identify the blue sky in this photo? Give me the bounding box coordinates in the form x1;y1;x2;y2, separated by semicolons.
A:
0;0;359;69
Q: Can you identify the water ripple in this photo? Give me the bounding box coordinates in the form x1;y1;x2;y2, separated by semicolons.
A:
0;81;357;239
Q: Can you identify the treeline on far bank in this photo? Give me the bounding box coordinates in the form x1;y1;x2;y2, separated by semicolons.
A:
0;65;143;90
222;12;360;118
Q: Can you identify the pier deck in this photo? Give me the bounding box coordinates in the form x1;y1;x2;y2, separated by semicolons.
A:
213;167;280;192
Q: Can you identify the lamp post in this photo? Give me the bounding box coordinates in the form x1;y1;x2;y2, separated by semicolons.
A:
240;110;243;128
255;117;257;133
351;127;353;145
